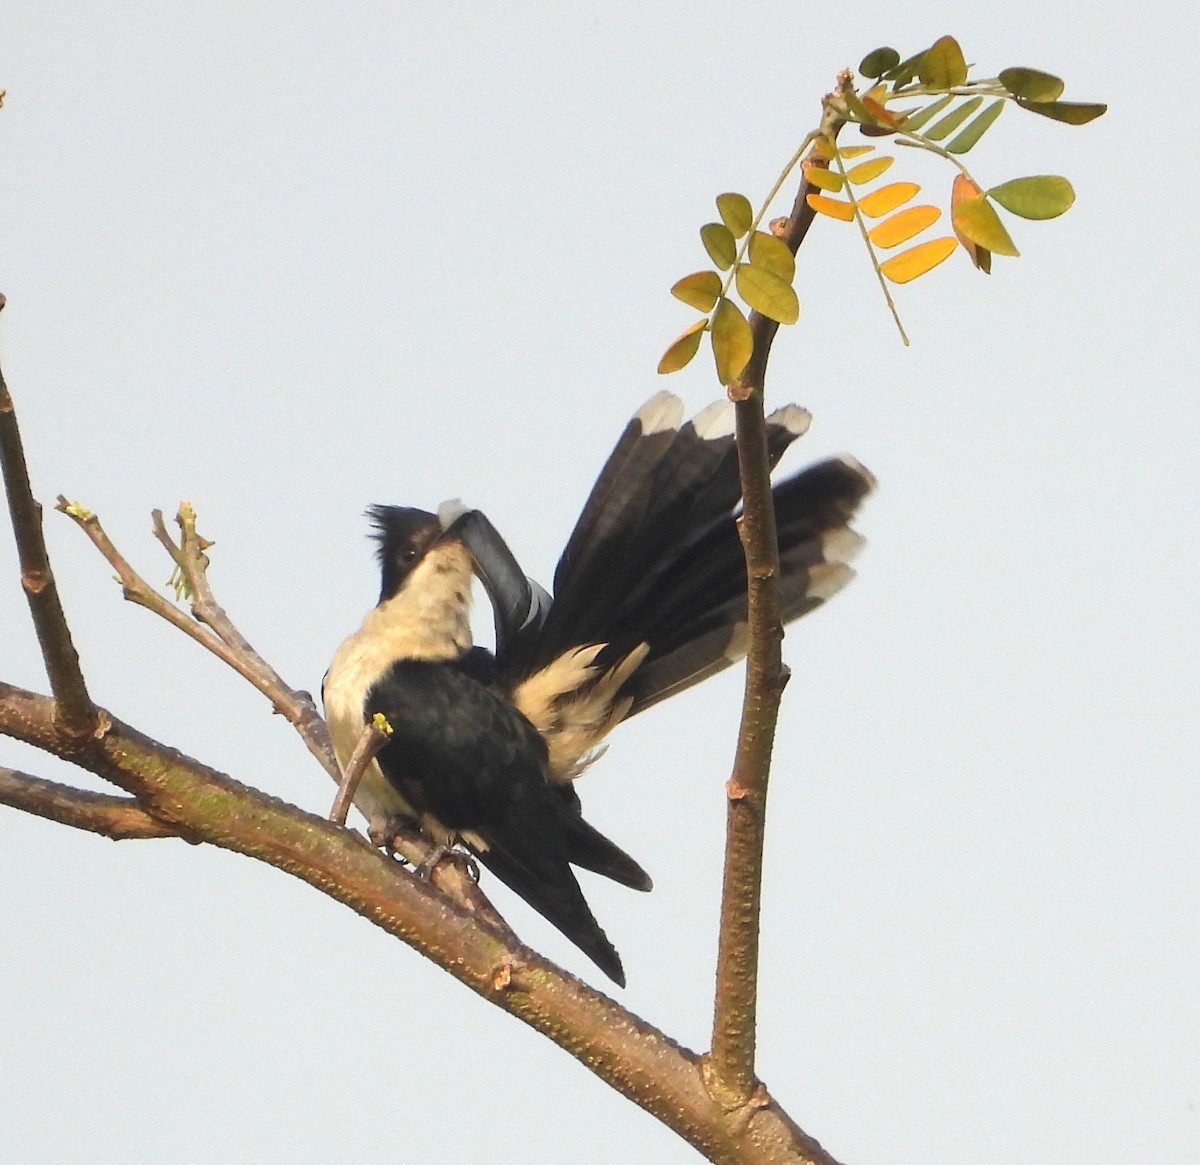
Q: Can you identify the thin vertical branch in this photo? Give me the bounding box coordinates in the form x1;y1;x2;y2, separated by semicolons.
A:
707;163;827;1105
0;297;99;738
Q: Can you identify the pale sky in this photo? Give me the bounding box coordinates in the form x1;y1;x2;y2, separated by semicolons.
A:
2;5;1196;1164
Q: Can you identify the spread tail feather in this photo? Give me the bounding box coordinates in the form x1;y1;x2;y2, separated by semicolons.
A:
495;393;873;778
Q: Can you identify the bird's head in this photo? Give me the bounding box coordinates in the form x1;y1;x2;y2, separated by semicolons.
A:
367;505;473;604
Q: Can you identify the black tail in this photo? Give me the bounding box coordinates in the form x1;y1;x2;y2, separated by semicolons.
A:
500;392;873;713
469;804;650;987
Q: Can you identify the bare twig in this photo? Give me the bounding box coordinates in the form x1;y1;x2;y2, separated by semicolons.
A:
0;678;843;1165
329;715;392;826
0;299;98;738
708;153;830;1106
56;498;340;781
0;765;182;839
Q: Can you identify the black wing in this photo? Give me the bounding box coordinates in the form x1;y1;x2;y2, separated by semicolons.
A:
365;660;648;985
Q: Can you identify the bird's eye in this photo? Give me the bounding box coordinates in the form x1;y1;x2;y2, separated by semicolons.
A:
401;546;419;562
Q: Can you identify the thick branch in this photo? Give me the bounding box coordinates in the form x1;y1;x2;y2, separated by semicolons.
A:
709;166;826;1105
0;299;98;737
0;765;181;839
0;680;842;1165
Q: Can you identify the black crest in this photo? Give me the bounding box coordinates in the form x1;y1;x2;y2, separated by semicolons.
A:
367;505;443;602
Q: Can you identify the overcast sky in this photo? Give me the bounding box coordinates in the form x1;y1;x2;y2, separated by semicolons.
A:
2;4;1196;1164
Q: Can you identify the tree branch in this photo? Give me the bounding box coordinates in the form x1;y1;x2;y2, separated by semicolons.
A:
56;496;339;781
0;765;181;839
709;158;829;1105
0;679;843;1165
0;297;98;738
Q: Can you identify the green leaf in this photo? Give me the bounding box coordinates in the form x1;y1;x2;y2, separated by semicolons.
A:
952;195;1020;256
1016;99;1107;125
700;222;737;270
999;67;1065;102
711;298;753;385
736;264;800;325
747;230;795;281
897;94;953;132
946;99;1005;154
988;175;1075;219
918;35;968;88
716;192;753;237
884;50;925;86
860;47;901;78
658;318;707;375
670;270;722;312
924;96;983;142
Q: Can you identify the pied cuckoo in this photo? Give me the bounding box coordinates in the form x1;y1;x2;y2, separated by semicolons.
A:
322;392;873;985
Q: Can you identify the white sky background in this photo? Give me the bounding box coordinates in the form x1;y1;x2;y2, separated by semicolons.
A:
1;4;1196;1163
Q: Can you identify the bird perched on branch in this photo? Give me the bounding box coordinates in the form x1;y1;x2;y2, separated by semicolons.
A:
322;392;873;985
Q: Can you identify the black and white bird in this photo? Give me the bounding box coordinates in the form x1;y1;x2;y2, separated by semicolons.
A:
322;392;873;985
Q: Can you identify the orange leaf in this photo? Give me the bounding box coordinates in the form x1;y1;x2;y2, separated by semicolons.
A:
951;174;993;271
845;156;895;184
806;193;854;222
868;205;941;248
880;237;958;284
862;95;902;128
858;182;920;217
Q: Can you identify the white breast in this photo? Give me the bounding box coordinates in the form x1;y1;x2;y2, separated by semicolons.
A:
322;542;475;826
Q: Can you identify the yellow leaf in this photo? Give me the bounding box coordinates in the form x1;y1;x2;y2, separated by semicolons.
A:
845;156;895;185
803;163;844;192
716;192;753;238
670;270;722;312
952;195;1019;257
700;222;737;270
806;193;854;222
858;182;920;218
657;318;707;375
711;298;753;385
837;145;876;159
747;230;795;281
811;136;835;160
736;264;800;326
880;237;958;284
868;205;941;248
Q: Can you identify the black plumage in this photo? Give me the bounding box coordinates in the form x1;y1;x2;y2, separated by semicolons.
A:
323;391;874;986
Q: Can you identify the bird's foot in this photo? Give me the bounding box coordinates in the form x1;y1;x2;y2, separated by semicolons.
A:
413;845;480;883
367;814;420;864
